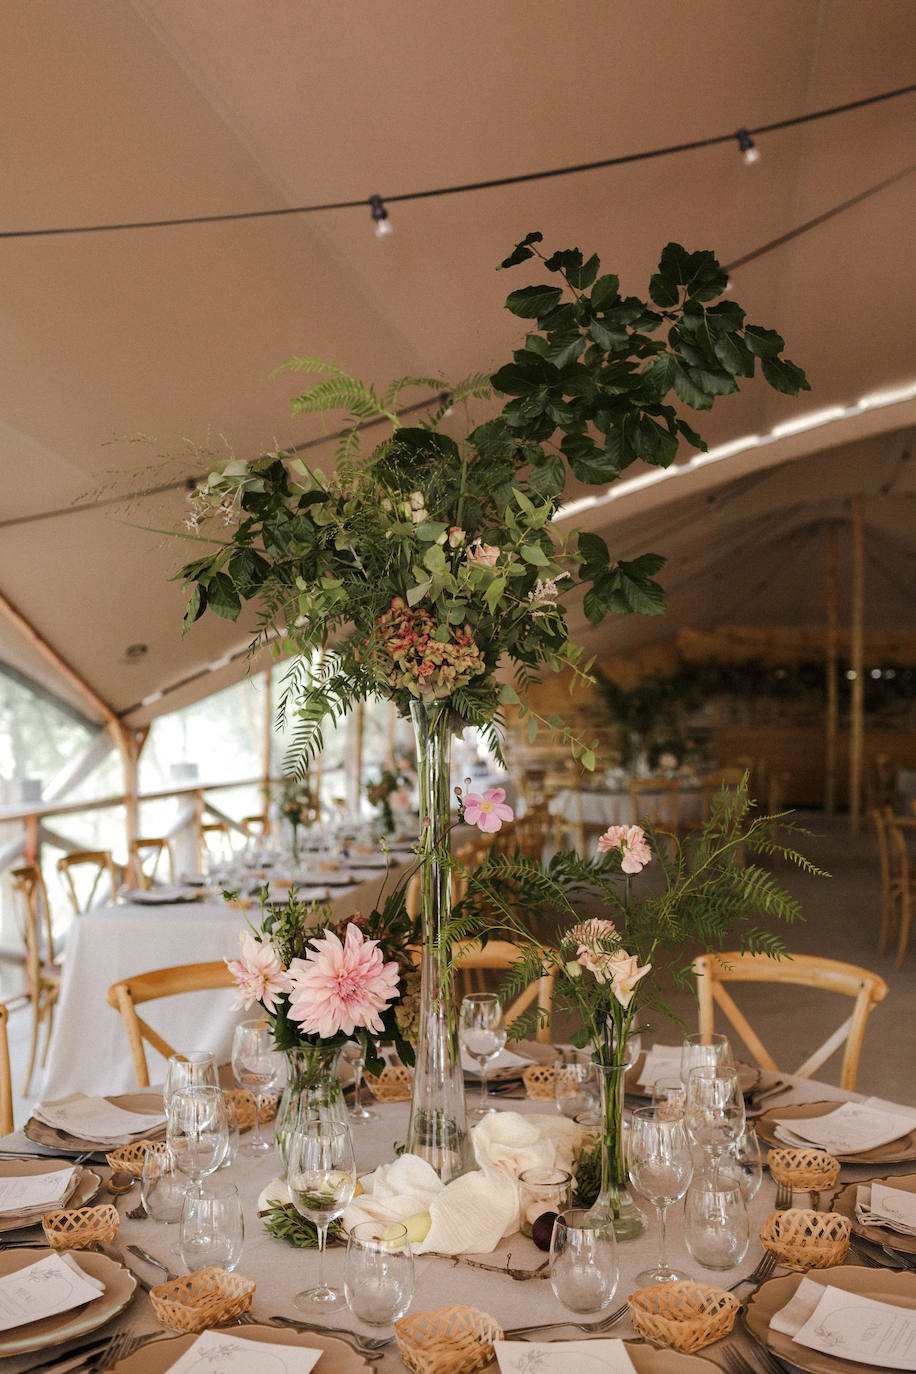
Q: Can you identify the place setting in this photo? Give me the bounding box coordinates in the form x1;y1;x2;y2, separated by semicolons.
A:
24;1097;168;1159
755;1098;916;1166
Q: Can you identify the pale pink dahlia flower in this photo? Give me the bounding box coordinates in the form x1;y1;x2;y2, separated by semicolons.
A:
463;787;514;833
286;924;400;1039
225;930;291;1013
597;823;652;874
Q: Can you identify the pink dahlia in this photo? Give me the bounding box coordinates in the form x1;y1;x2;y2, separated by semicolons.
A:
597;823;652;874
463;787;514;833
225;930;291;1013
286;924;400;1039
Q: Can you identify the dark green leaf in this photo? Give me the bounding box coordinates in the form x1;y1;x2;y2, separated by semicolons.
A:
657;242;691;283
624;552;667;577
744;324;785;357
528;452;566;499
577;531;610;570
761;355;811;396
706;300;746;331
490;361;549;397
640;353;676;395
505;285;564;319
521;543;549;567
676;417;708;451
673;363;715;410
498;231;543;269
182;584;206;630
713;332;755;377
649;273;680;307
206;572;242;621
590;273;620;311
686;364;738;397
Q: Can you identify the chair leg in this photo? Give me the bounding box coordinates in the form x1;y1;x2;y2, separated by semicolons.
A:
22;998;41;1096
40;995;57;1068
896;885;911;970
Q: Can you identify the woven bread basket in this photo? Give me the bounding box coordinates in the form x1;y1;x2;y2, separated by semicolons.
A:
628;1280;740;1353
42;1204;120;1250
150;1268;255;1332
766;1147;841;1191
394;1305;503;1374
105;1139;169;1178
760;1208;850;1270
522;1064;556;1101
363;1063;414;1102
223;1088;278;1132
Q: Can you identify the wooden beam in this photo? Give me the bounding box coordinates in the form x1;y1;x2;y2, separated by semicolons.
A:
825;522;839;814
849;495;866;833
0;587;119;729
114;725;149;883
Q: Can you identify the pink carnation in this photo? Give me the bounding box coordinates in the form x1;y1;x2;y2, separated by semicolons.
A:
463;787;514;833
286;923;400;1039
597;823;652;874
225;930;291;1013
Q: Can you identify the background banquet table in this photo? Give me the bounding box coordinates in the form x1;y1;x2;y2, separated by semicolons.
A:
549;783;704;832
41;862;412;1099
5;1068;915;1373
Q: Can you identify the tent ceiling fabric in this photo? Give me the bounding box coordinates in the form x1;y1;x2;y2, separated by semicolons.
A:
1;0;915;725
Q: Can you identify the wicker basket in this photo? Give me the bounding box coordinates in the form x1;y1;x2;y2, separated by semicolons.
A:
105;1139;169;1178
522;1064;556;1101
394;1305;503;1374
223;1088;278;1132
149;1267;255;1333
42;1204;120;1250
760;1208;850;1270
628;1281;740;1353
767;1147;841;1191
363;1064;414;1102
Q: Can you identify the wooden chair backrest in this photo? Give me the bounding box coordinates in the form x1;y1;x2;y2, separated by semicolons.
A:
701;770;745;820
106;961;236;1088
886;816;916;881
57;849;117;915
693;950;888;1092
241;815;270;837
129;837;174;890
0;1004;12;1135
629;777;682;829
10;864;55;975
452;939;556;1043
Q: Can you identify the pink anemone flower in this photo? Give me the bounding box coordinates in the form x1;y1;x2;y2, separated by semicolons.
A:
597;823;652;874
463;787;514;833
286;924;400;1039
225;930;291;1013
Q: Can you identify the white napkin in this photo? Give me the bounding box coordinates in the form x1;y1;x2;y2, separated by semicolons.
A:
472;1111;582;1181
770;1276;916;1369
0;1253;105;1331
165;1329;322;1374
123;885;199;904
0;1166;77;1219
772;1098;916;1154
855;1182;916;1235
495;1339;636;1373
636;1044;681;1089
33;1094;166;1145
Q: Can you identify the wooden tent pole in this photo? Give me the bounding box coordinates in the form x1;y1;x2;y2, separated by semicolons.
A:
261;665;273;824
114;725;149;883
0;587;119;729
824;522;839;814
849;495;866;833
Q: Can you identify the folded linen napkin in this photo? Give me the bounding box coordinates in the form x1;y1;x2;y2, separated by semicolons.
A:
855;1182;916;1235
472;1111;583;1181
0;1165;78;1220
33;1094;166;1146
770;1275;916;1370
772;1098;916;1154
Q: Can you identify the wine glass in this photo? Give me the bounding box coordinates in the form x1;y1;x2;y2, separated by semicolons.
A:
680;1032;733;1087
163;1051;218;1109
554;1051;600;1124
342;1041;378;1123
684;1176;749;1269
684;1065;746;1187
722;1123;763;1201
548;1209;619;1313
140;1146;184;1233
627;1107;694;1284
287;1118;356;1313
459;993;506;1117
179;1178;245;1272
166;1086;229;1199
344;1221;414;1326
231;1019;286;1155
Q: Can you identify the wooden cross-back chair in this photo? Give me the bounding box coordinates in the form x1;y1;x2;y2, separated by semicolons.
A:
129;837;175;890
106;961;236;1088
629;777;682;832
700;769;746;821
693;951;888;1092
57;849;118;915
241;814;270;838
885;816;916;970
452;939;556;1043
0;1004;13;1135
10;865;62;1093
870;806;901;956
199;819;237;864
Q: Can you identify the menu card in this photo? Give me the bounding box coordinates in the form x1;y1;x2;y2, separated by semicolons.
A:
856;1182;916;1235
165;1330;322;1374
772;1099;916;1154
636;1044;681;1088
771;1276;916;1370
0;1253;105;1332
0;1167;76;1217
33;1094;166;1145
495;1339;636;1373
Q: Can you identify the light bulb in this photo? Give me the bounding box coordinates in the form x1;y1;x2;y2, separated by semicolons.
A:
369;193;392;238
736;128;760;165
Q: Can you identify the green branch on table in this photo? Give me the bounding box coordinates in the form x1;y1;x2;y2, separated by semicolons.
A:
262;1202;345;1249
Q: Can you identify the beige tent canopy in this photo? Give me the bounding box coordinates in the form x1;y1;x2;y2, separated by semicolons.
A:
1;0;915;732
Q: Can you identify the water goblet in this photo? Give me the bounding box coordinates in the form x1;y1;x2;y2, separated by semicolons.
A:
218;1091;240;1168
287;1118;357;1313
140;1147;184;1230
344;1221;414;1326
342;1041;378;1123
459;993;506;1117
684;1176;749;1270
167;1085;229;1199
722;1122;763;1201
554;1051;600;1124
163;1051;218;1110
231;1019;286;1155
680;1032;734;1087
548;1209;619;1314
684;1065;745;1188
178;1178;244;1272
627;1107;694;1284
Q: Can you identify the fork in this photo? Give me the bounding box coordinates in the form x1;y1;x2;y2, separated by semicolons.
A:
126;1243;179;1281
266;1314;393;1353
774;1180;793;1210
501;1298;629;1339
725;1250;778;1292
93;1329;152;1371
722;1341;789;1374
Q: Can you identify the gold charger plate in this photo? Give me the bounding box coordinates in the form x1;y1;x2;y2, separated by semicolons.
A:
0;1246;136;1357
627;1342;722;1374
0;1160;101;1233
626;1056;760;1098
755;1101;916;1165
745;1264;916;1374
107;1322;370;1372
832;1171;916;1256
466;1039;554;1084
25;1093;166;1154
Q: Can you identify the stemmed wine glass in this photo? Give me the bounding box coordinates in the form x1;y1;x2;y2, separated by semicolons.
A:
627;1106;694;1284
287;1118;356;1313
166;1086;229;1200
680;1032;733;1087
342;1041;378;1123
164;1051;218;1110
684;1065;746;1188
231;1019;286;1155
459;993;506;1117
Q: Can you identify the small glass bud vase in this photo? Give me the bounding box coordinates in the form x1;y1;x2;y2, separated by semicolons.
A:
519;1167;573;1237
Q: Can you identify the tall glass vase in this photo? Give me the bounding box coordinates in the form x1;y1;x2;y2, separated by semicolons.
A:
587;1041;648;1241
403;698;473;1182
275;1043;350;1171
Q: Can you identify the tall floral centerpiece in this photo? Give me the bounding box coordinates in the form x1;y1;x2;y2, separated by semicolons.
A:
176;234;807;1181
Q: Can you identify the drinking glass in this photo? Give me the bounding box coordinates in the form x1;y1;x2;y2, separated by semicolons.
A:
167;1086;229;1198
344;1221;414;1326
627;1107;694;1284
140;1147;184;1226
178;1178;244;1272
163;1051;218;1109
342;1041;378;1123
519;1168;573;1237
548;1209;619;1314
554;1052;599;1123
722;1123;763;1201
459;993;506;1117
684;1177;749;1269
651;1076;686;1117
684;1065;745;1187
680;1032;734;1087
231;1019;286;1155
287;1118;357;1312
218;1092;240;1168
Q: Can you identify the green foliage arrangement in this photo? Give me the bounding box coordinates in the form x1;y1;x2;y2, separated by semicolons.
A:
263;1201;344;1249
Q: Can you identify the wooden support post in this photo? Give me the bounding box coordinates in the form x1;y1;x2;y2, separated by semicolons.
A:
849;495;866;833
114;725;149;884
825;522;839;814
261;665;273;828
192;788;204;873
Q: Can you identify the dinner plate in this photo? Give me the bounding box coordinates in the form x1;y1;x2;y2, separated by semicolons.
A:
25;1092;167;1154
625;1055;760;1098
755;1101;916;1164
0;1161;101;1233
832;1171;916;1255
627;1342;722;1374
0;1247;136;1357
107;1322;370;1372
464;1039;554;1084
745;1263;916;1374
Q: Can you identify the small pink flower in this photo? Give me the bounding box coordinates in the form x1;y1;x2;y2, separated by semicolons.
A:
466;540;501;568
605;951;652;1008
286;924;400;1039
225;930;291;1013
597;823;652;874
568;917;619;983
463;787;514;833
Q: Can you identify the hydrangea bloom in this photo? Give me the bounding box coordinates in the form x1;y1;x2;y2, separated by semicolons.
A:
225;930;291;1013
463;787;514;833
597;823;652;874
286;924;400;1039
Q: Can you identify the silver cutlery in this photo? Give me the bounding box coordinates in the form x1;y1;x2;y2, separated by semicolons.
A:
774;1180;793;1210
723;1339;792;1374
725;1250;778;1292
125;1203;147;1220
883;1244;916;1269
501;1298;629;1339
266;1314;393;1354
126;1243;179;1281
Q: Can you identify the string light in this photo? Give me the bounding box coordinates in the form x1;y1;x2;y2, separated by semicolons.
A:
736;127;760;164
369;194;392;238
